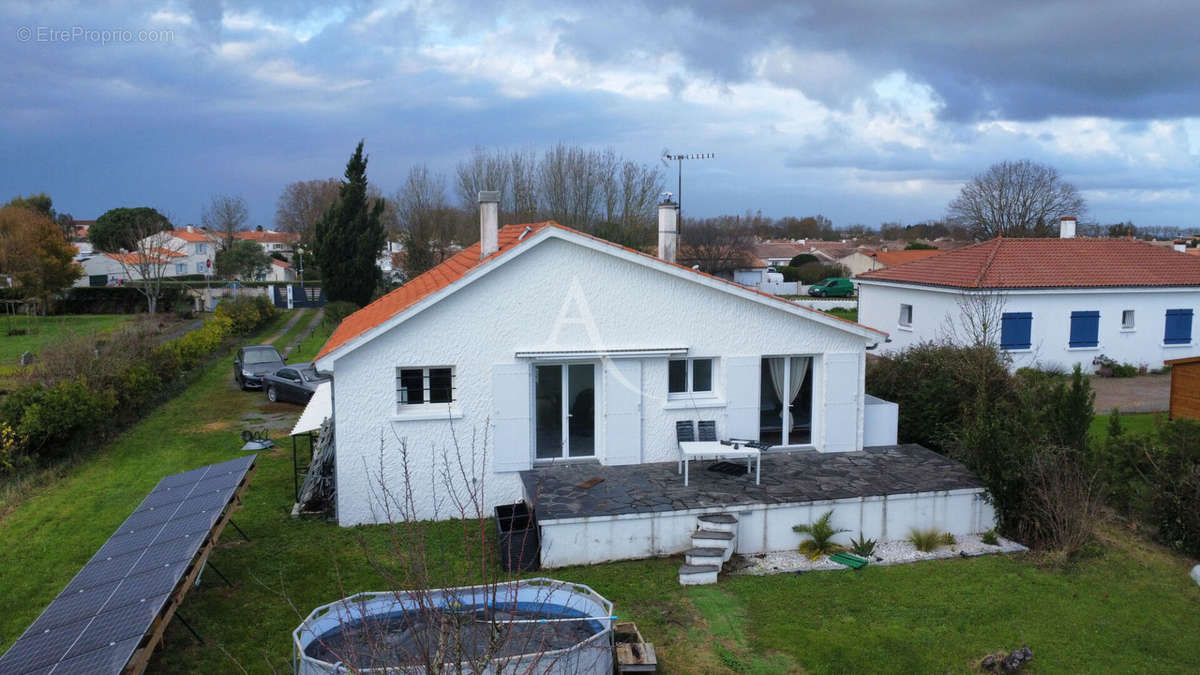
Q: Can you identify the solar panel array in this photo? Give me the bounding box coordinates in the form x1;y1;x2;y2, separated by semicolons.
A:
0;455;256;675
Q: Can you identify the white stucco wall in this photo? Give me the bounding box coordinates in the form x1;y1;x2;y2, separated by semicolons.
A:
858;280;1200;371
536;488;995;567
327;235;876;525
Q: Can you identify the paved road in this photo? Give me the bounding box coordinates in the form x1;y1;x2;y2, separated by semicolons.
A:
1090;374;1170;413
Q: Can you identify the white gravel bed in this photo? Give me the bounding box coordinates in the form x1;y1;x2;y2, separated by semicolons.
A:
735;533;1028;575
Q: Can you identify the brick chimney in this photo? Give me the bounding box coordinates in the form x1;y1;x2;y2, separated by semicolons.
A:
657;195;679;263
479;191;500;258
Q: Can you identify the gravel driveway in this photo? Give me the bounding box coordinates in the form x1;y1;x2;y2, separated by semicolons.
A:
1089;374;1170;413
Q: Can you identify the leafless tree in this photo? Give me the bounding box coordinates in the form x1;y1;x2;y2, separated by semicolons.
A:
948;159;1087;238
286;427;609;673
1026;445;1104;554
200;194;248;251
508;148;540;224
273;178;341;238
456;147;512;215
116;230;188;315
394;165;473;278
944;289;1009;347
680;219;756;275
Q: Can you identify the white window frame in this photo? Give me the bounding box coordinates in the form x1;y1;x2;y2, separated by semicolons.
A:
174;263;187;275
1121;309;1136;331
195;242;207;254
396;366;456;409
668;357;715;398
195;262;205;274
899;304;913;329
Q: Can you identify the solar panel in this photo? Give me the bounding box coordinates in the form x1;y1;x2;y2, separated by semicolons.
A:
0;455;256;675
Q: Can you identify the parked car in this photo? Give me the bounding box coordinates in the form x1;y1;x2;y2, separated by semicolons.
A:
262;363;330;404
234;345;285;390
808;277;855;297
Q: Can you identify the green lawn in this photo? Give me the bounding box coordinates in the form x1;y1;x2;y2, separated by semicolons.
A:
821;307;858;323
1089;412;1164;444
0;314;134;364
2;317;1198;673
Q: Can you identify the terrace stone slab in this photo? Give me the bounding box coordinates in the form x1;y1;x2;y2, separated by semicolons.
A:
520;444;984;522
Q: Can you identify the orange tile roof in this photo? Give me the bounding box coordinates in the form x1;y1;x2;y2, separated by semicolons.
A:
170;229;212;243
317;223;883;360
236;230;299;244
271;258;292;268
869;249;944;266
858;238;1200;289
105;250;181;265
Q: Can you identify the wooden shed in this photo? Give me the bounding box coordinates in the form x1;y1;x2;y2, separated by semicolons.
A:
1165;356;1200;420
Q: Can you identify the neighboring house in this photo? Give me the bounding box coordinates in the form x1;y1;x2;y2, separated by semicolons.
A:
750;240;807;267
857;219;1200;372
76;249;186;286
235;229;300;258
259;258;297;283
840;248;944;277
314;197;903;527
165;226;218;276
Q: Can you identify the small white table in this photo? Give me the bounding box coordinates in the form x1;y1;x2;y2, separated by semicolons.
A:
678;441;761;486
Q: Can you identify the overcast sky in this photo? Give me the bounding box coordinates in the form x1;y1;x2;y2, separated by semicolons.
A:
2;1;1198;229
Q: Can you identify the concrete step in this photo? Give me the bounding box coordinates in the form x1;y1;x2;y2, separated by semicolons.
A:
684;547;726;567
692;529;735;561
697;513;738;533
678;563;720;586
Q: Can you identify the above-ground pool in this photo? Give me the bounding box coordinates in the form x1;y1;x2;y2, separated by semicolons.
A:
293;578;613;674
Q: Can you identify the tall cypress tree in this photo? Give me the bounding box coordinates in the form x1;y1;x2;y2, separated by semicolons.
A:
313;141;386;306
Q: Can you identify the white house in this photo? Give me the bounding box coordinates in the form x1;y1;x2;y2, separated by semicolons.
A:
314;195;905;526
839;248;943;277
165;227;217;275
857;219;1200;372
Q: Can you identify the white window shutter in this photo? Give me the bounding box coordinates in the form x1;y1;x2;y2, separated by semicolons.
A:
725;356;761;440
491;363;532;472
823;353;861;452
603;359;642;465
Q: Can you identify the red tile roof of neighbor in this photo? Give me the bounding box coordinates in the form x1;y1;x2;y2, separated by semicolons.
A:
236;230;299;243
317;222;883;360
271;258;292;268
868;249;944;266
170;228;213;243
857;237;1200;289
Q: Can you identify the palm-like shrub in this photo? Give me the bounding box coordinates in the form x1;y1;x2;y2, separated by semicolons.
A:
908;527;946;552
792;510;848;559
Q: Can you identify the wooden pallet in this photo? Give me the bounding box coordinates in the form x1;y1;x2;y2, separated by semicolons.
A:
615;621;658;673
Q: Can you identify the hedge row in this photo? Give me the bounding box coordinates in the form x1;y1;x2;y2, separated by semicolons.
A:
0;297;276;475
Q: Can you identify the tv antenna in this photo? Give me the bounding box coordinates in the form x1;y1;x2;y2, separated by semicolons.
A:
661;150;714;225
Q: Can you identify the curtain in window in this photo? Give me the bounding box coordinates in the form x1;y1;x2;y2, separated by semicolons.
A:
768;357;811;433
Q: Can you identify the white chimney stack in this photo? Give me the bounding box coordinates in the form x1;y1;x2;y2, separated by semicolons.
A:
657;196;679;264
1059;216;1077;239
479;190;500;258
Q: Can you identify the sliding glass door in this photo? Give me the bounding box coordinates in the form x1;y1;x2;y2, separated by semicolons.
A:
535;363;596;460
759;356;813;446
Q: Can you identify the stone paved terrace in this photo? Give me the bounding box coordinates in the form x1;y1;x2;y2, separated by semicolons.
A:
520;444;984;522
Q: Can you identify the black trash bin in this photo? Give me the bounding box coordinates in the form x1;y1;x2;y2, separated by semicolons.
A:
495;502;540;572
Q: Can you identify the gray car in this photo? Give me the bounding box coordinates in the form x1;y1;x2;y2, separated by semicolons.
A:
234;345;285;390
262;363;330;404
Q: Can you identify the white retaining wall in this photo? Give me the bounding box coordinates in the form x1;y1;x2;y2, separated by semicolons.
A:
537;488;995;567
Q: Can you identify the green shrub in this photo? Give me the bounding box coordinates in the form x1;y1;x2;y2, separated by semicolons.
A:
939;532;957;546
214;296;276;335
0;421;30;476
118;363;162;410
789;253;819;266
792;262;849;285
849;534;876;557
324;300;358;327
1;379;117;460
792;510;848;559
1144;420;1200;557
981;530;999;546
908;527;944;552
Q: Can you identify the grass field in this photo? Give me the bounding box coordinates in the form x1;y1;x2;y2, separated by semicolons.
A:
1089;411;1163;443
0;314;135;364
2;315;1198;673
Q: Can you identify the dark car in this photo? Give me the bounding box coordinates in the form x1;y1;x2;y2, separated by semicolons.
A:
808;277;855;297
234;345;285;390
262;363;330;404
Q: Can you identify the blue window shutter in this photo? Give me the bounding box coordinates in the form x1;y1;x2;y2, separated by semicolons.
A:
1165;309;1194;345
1069;311;1099;348
1000;312;1032;350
